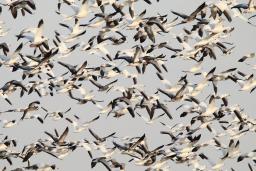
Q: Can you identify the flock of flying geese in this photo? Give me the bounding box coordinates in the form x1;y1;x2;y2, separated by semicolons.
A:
1;0;256;170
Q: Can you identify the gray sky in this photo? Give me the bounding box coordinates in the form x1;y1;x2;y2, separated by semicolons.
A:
1;0;256;171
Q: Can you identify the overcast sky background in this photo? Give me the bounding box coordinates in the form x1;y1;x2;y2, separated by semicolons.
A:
0;0;256;170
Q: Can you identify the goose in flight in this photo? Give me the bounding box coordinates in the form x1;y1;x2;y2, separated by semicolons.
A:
65;115;100;133
44;127;69;146
89;79;118;92
53;31;79;58
68;87;102;104
91;157;112;171
59;19;86;43
172;2;207;25
57;0;91;20
0;0;36;18
231;0;256;13
0;43;23;66
88;128;116;143
1;101;41;120
17;19;49;49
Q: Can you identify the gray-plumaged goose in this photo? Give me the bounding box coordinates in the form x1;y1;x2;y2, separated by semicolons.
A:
89;79;118;91
91;157;111;171
88;128;116;143
172;2;207;25
21;143;57;162
44;127;69;146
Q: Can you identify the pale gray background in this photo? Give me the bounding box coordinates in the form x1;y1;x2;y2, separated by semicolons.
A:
0;0;256;170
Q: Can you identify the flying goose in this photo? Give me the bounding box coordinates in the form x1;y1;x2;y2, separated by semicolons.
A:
17;19;49;50
0;0;36;18
44;127;69;146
